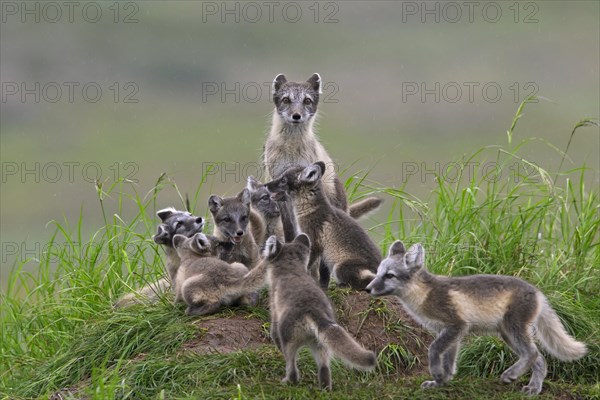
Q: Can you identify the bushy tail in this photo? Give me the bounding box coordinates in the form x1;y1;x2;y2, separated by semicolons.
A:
113;277;171;308
349;197;383;220
318;322;376;370
535;295;587;361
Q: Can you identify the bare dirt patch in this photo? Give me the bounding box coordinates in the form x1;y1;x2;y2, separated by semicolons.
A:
180;290;432;376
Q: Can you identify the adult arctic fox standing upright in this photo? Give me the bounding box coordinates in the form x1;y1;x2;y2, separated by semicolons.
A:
263;73;382;219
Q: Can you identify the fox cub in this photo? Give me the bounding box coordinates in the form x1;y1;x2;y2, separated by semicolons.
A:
208;188;262;269
366;241;588;396
263;234;376;390
114;207;204;307
172;233;267;316
265;162;381;289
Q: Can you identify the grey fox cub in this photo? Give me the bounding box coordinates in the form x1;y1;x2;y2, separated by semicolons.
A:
365;241;588;396
263;234;376;390
265;162;381;289
114;207;204;307
172;233;267;316
208;188;262;269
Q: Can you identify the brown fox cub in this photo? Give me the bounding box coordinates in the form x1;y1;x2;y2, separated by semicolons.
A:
265;162;381;289
365;241;588;396
114;207;204;307
208;188;262;269
263;234;376;390
172;233;267;316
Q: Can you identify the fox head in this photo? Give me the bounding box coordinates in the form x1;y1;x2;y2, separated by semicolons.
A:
208;189;252;245
272;73;321;126
262;233;311;269
247;176;280;219
365;241;425;297
265;161;326;202
153;207;205;247
172;232;214;258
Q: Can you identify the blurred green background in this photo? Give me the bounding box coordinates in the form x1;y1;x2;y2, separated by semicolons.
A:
1;1;598;282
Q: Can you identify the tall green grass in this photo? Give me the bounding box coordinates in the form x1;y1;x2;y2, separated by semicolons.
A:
1;100;598;399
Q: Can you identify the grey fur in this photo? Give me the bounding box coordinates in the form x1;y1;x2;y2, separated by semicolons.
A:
172;233;267;316
264;73;348;211
114;208;204;308
247;176;284;247
265;234;376;390
265;162;381;289
366;241;587;396
208;189;261;269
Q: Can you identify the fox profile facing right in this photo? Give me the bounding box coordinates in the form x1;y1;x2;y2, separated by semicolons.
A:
365;241;587;396
263;234;376;390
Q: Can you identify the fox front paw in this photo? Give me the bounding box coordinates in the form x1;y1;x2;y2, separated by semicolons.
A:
420;380;442;389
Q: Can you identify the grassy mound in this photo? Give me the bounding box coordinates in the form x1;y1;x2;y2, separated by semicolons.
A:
1;101;598;399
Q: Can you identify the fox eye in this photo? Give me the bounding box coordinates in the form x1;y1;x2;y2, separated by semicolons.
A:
384;273;396;280
282;97;290;104
261;195;269;201
303;98;312;105
241;215;248;222
222;217;231;223
174;221;182;229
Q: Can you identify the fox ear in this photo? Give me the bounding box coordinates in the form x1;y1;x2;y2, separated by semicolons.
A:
247;176;261;192
405;243;425;272
172;234;187;249
388;240;406;257
272;74;287;94
192;233;209;251
307;73;322;94
294;233;311;249
157;207;175;222
153;224;171;245
208;195;222;214
300;162;325;183
263;235;282;259
237;188;251;207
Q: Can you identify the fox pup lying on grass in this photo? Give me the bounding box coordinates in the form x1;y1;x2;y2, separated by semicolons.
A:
114;207;204;307
172;233;267;316
263;234;376;390
365;241;587;396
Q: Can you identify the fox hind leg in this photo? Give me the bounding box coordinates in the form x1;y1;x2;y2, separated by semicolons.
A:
311;344;332;390
281;341;301;384
521;354;547;396
500;323;539;384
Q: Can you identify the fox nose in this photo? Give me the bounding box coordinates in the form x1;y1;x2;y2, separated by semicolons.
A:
364;287;371;294
292;113;301;121
235;230;244;237
195;217;203;224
